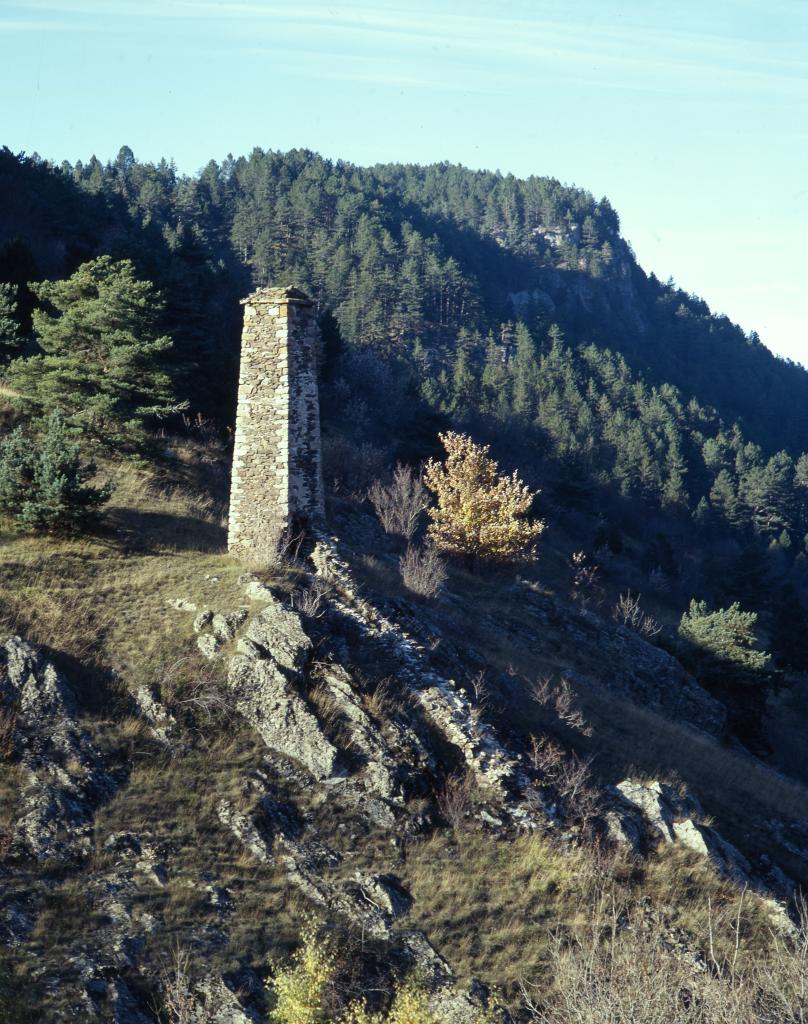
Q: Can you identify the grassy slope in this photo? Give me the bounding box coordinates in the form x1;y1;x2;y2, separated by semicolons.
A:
1;447;807;1016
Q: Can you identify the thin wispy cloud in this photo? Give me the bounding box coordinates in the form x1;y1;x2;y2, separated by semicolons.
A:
18;0;806;100
0;17;75;30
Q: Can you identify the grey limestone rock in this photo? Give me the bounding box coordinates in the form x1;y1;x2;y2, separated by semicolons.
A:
193;609;214;633
216;799;273;862
211;609;249;642
0;636;114;862
132;684;176;744
317;664;401;803
191;975;259;1023
228;655;338;780
197;632;224;660
414;682;516;798
239;574;276;602
615;778;751;881
240;597;311;674
615;779;703;844
353;872;412;918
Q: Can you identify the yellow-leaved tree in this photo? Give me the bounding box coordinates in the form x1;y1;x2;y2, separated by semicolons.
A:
423;431;544;565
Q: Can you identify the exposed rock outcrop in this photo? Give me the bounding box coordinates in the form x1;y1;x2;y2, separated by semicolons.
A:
0;636;114;862
228;655;338;780
614;778;752;883
310;537;519;799
132;684;176;746
238;594;311;674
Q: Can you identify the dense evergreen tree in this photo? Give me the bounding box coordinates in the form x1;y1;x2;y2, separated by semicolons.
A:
5;256;183;446
678;600;770;681
0;412;113;532
6;143;808;451
0;283;21;361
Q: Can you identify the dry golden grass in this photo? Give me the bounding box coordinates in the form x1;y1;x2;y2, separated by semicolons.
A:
3;443;806;1021
529;889;808;1024
395;828;785;1009
0;450;251;707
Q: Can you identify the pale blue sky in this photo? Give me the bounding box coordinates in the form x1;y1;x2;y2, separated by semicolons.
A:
2;0;807;363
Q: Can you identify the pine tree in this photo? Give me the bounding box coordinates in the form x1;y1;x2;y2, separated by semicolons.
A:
511;322;540;421
0;283;21;361
678;599;769;680
448;329;478;417
0;412;113;533
709;469;744;530
480;337;510;420
5;256;184;447
693;495;711;527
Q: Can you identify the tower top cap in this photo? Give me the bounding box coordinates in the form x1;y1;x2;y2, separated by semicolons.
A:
241;285;313;306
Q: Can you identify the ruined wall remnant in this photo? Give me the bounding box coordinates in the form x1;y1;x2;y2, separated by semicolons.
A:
228;286;324;557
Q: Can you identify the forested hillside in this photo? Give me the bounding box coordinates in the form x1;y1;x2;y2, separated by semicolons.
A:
2;144;807;439
3;145;808;567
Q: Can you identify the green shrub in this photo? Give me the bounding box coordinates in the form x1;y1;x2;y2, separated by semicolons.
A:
0;412;113;533
678;598;769;678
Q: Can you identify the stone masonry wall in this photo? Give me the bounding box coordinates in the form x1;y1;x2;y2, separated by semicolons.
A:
228;286;324;557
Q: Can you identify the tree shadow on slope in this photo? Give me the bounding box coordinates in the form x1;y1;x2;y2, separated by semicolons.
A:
102;506;226;555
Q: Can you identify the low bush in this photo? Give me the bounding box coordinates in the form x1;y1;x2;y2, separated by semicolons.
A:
270;919;499;1024
613;591;662;640
0;412;113;533
368;463;428;541
424;431;544;566
399;544;447;599
678;599;769;679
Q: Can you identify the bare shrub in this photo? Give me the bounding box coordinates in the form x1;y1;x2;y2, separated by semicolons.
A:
172;676;231;722
180;411;223;448
527;734;564;776
613;591;662;640
467;669;490;709
290;580;332;618
436;770;476;829
528;736;600;823
569;550;603;609
158;945;213;1024
530;675;592;736
368;463;428;541
322;435;387;497
399;544;447;600
521;890;808;1024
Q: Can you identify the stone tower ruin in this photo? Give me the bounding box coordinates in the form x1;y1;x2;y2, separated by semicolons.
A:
228;286;325;557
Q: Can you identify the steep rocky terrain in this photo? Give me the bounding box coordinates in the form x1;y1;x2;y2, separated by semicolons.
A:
2;457;807;1022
